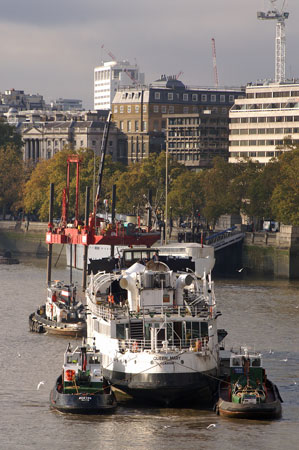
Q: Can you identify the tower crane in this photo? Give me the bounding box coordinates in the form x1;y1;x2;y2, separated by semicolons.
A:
211;38;219;88
101;44;117;62
257;0;289;83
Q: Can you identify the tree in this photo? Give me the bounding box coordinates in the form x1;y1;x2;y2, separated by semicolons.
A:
0;144;24;217
168;171;204;219
0;120;23;150
115;152;186;218
23;148;126;221
201;158;241;225
270;148;299;225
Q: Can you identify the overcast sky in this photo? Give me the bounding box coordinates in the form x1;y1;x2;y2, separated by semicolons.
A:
1;0;298;108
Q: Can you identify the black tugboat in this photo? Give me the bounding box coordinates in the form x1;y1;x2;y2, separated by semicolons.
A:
50;342;117;414
216;347;282;420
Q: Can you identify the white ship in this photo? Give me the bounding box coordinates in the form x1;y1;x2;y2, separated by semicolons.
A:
86;245;226;406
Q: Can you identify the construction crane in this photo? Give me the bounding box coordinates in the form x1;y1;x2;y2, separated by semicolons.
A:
101;43;138;85
175;71;184;80
257;0;289;83
101;44;117;62
211;38;219;88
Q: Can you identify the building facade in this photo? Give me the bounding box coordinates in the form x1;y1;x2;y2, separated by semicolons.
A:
20;111;118;162
165;110;230;169
229;82;299;164
0;89;45;112
94;60;145;110
50;98;83;111
112;76;243;166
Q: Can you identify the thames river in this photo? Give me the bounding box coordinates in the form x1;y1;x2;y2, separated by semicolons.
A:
0;258;298;450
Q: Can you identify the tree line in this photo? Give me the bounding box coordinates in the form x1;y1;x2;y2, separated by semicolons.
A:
1;121;299;226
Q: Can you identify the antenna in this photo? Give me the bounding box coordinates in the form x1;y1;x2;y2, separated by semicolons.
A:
257;0;289;83
211;38;219;88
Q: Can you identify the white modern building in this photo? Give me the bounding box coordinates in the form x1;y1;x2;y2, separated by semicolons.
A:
229;81;299;164
94;60;145;110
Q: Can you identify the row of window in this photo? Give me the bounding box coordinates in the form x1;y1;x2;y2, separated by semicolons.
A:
168;117;201;125
232;102;299;111
246;90;299;99
119;120;147;132
230;151;283;158
230;128;299;135
94;70;111;81
115;104;228;115
115;105;144;114
230;115;299;123
230;139;298;146
168;130;200;137
153;92;235;103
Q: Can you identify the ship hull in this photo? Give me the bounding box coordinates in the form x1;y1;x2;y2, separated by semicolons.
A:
50;388;117;414
29;312;86;337
103;367;218;407
216;379;282;420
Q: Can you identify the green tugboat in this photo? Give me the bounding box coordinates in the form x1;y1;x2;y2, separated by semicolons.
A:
50;342;117;414
216;347;282;420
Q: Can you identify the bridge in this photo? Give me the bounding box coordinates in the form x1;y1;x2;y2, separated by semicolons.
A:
204;227;245;251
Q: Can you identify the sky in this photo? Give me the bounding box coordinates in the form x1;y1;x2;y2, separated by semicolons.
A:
1;0;298;109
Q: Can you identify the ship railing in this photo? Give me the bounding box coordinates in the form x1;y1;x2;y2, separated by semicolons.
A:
118;337;210;353
87;298;216;320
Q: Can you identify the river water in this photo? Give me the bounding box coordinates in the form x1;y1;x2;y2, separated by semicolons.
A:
0;258;298;450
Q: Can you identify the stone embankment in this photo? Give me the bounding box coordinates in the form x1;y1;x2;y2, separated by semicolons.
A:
0;221;65;262
243;225;299;279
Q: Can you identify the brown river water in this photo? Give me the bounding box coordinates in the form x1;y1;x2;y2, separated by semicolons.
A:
0;257;298;450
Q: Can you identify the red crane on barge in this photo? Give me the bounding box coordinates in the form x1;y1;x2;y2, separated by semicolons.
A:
45;112;160;288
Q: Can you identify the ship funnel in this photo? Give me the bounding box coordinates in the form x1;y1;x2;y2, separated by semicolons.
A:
175;273;194;306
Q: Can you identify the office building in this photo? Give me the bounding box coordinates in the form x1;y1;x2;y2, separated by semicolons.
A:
112;75;243;165
229;81;299;163
94;60;145;110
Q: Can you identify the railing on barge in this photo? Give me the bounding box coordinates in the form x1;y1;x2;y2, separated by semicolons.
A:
87;300;216;321
117;337;210;353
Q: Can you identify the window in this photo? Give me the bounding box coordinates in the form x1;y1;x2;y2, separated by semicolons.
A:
143;105;147;113
161;106;167;114
120;106;124;113
229;95;234;102
154;92;160;100
183;107;189;114
168;93;173;100
127;106;131;113
201;94;207;102
114;106;118;113
192;94;198;101
211;95;216;102
127;121;131;131
169;106;174;113
80;140;83;146
220;95;225;103
135;105;139;113
142;121;147;131
135;120;139;131
153;120;159;131
120;121;124;131
92;140;96;146
154;105;159;113
183;93;188;101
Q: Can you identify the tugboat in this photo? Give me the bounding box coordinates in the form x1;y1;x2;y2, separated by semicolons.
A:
50;342;117;414
86;246;227;407
216;347;282;420
29;281;86;336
